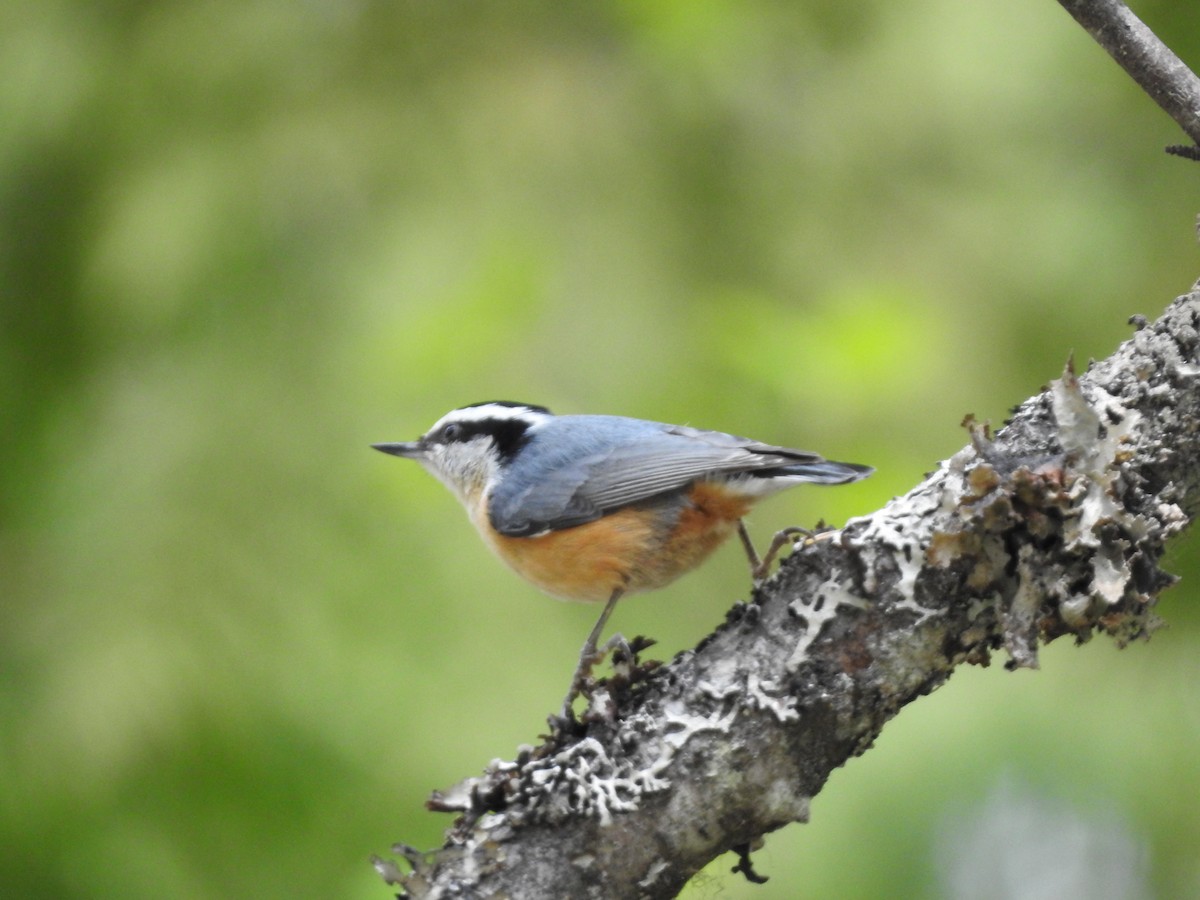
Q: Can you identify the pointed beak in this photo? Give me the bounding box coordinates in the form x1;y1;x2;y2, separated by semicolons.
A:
372;441;425;459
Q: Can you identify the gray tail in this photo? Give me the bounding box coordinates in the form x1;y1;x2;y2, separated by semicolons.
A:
772;460;874;485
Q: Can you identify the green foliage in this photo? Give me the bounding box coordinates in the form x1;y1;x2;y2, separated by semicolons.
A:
1;2;1197;898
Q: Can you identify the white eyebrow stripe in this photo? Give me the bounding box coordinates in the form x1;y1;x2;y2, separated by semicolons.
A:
435;404;548;429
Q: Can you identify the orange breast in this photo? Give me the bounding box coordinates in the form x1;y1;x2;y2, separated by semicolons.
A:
656;480;753;582
475;480;755;602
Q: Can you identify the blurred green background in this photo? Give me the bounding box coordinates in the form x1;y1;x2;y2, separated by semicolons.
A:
3;1;1198;898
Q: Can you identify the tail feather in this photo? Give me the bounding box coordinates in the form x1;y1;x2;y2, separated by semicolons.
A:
770;460;874;485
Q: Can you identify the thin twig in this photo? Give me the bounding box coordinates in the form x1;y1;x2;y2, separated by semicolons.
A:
1057;0;1200;153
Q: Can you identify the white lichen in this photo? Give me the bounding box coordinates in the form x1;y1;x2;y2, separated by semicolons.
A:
745;674;800;722
516;701;739;826
846;472;944;600
786;577;875;672
637;859;669;889
1051;373;1146;614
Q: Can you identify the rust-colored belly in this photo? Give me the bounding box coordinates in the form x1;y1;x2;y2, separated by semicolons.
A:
477;480;753;602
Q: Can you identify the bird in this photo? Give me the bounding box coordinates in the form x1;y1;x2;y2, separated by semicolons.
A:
373;401;872;721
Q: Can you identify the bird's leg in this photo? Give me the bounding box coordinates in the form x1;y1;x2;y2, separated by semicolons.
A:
756;526;816;579
736;519;763;576
738;520;817;581
559;587;624;722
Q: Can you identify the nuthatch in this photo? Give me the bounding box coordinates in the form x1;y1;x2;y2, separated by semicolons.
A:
374;401;872;719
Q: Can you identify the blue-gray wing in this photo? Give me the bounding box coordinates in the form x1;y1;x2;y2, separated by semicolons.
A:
487;417;861;537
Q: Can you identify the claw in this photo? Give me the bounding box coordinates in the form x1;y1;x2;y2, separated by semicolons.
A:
739;521;828;581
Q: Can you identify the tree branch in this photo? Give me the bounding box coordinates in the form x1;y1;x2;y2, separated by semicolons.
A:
374;286;1200;898
1056;0;1200;154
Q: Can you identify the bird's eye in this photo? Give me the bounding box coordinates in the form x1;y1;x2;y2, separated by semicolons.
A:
442;423;463;441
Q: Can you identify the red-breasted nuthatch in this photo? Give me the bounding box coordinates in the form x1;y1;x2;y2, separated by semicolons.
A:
374;401;872;719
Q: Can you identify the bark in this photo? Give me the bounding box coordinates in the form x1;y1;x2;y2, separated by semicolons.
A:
373;286;1200;898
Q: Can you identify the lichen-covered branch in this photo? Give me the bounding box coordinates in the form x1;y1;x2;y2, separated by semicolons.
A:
1056;0;1200;154
375;287;1200;899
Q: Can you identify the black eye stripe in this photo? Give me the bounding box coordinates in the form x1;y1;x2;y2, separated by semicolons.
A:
437;418;533;462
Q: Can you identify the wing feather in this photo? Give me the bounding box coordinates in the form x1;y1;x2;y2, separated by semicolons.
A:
487;417;843;536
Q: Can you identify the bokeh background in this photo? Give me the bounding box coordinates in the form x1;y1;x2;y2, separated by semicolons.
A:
3;2;1199;898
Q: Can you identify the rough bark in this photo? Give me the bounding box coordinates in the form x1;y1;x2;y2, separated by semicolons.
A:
373;286;1200;899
